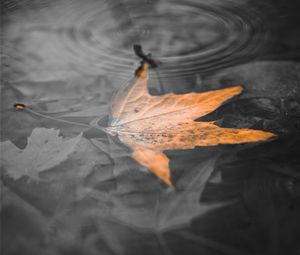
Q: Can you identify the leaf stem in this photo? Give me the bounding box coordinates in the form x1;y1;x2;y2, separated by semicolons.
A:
16;106;108;132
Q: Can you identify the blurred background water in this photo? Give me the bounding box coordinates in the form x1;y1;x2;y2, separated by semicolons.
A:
1;0;300;255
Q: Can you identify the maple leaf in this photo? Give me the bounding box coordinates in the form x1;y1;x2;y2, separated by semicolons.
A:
105;63;274;186
1;128;82;180
110;155;227;231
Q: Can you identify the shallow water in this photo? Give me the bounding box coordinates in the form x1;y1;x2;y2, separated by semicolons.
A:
1;0;300;255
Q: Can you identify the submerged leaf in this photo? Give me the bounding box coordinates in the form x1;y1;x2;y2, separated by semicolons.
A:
110;155;230;231
1;128;82;180
106;63;275;186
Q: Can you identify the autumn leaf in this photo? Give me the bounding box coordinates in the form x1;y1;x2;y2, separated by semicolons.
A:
1;128;82;180
105;63;274;186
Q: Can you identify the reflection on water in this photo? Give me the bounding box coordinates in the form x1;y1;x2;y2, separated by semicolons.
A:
3;0;267;79
1;0;300;255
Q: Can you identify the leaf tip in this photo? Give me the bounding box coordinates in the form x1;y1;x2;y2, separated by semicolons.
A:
266;131;277;139
164;178;174;188
231;85;243;95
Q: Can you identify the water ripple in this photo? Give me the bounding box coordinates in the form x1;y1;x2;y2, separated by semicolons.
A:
4;0;268;79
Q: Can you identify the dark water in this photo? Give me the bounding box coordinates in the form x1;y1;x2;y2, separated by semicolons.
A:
1;0;300;255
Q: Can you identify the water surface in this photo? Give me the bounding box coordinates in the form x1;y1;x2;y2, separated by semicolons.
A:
1;0;300;255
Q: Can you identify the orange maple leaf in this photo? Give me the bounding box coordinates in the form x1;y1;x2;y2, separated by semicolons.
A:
105;63;274;186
